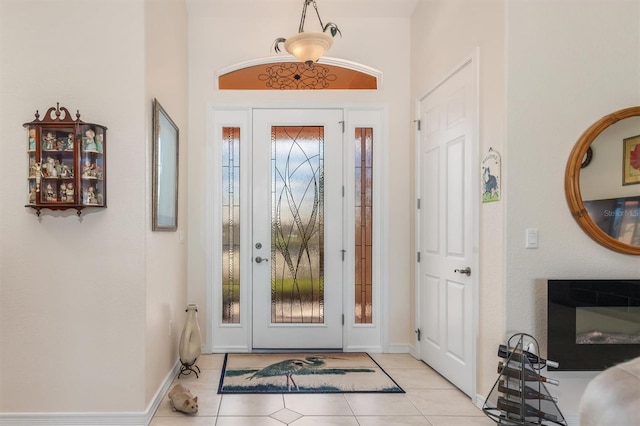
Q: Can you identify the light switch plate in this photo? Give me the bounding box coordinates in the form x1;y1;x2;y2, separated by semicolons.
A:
526;228;539;249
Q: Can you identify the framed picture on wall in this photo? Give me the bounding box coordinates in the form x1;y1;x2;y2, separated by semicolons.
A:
623;134;640;186
152;98;179;231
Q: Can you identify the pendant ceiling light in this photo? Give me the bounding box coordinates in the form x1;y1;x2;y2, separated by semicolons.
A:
273;0;341;66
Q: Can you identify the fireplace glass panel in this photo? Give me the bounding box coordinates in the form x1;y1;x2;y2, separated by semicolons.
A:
576;306;640;344
548;279;640;370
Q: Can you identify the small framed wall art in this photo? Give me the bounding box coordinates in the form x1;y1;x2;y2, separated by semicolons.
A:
623;134;640;186
481;147;501;203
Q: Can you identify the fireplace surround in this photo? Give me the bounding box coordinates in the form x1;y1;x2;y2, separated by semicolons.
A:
547;279;640;371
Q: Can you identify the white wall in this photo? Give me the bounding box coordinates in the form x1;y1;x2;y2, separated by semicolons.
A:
505;0;640;420
411;1;640;422
144;0;189;407
0;0;147;412
0;0;189;414
410;0;507;400
186;3;415;350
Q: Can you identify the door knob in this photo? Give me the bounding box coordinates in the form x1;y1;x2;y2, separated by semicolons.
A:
255;256;269;264
454;267;471;276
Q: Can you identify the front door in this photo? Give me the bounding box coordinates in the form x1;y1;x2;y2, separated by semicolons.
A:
252;109;344;349
417;58;478;396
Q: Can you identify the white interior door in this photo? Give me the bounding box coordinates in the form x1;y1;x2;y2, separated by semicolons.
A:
418;59;477;396
252;109;344;349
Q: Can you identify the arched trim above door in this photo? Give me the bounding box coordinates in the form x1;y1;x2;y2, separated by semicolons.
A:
216;56;382;90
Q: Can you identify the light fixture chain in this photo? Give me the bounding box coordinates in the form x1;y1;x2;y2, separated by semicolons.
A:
298;0;311;33
311;0;325;30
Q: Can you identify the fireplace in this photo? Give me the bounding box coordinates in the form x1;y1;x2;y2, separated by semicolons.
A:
547;279;640;371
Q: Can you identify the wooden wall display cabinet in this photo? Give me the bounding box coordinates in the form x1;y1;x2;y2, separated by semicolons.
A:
25;103;107;216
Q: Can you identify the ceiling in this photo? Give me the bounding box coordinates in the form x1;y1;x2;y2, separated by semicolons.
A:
186;0;419;19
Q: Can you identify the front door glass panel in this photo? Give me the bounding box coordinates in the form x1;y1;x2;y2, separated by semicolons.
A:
271;126;324;324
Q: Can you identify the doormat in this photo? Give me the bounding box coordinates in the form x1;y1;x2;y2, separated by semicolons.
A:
218;352;405;394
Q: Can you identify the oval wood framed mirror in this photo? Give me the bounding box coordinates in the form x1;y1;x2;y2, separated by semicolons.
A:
565;106;640;255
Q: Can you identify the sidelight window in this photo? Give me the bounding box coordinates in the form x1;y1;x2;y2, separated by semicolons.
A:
222;127;240;323
355;127;373;324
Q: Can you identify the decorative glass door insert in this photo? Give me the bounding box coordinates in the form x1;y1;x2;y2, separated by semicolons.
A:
355;127;373;324
271;126;325;324
222;127;240;323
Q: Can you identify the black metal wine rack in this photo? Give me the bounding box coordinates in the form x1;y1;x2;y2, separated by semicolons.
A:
483;333;567;425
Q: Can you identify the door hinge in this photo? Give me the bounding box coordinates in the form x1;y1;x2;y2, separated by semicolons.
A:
342;185;345;197
339;120;345;133
341;249;346;261
414;119;421;131
417;252;421;262
342;314;345;325
415;328;421;341
417;198;421;209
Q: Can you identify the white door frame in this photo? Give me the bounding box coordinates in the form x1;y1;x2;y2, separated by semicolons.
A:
414;50;480;400
205;104;389;354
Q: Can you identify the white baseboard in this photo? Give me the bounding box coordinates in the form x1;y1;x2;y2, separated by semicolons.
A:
406;343;418;359
0;360;180;426
0;412;146;425
385;343;411;353
205;345;250;353
203;345;413;354
343;345;384;353
475;393;486;410
144;359;181;424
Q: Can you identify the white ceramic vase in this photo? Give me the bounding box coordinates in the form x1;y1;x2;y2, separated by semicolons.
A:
179;304;202;370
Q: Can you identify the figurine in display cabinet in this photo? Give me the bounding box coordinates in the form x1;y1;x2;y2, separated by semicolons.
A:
44;157;57;178
83;186;97;204
28;187;36;203
42;132;56;150
28;128;36;151
29;160;38;178
32;162;42;192
65;133;75;151
66;182;74;199
59;183;67;201
82;160;94;178
93;164;103;180
83;128;97;151
60;164;73;178
55;159;62;176
45;183;56;201
95;133;104;153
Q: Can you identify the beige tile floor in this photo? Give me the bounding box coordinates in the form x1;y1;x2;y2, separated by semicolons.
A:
150;353;493;426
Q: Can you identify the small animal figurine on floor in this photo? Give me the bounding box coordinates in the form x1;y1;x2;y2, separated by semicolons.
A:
168;384;198;414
